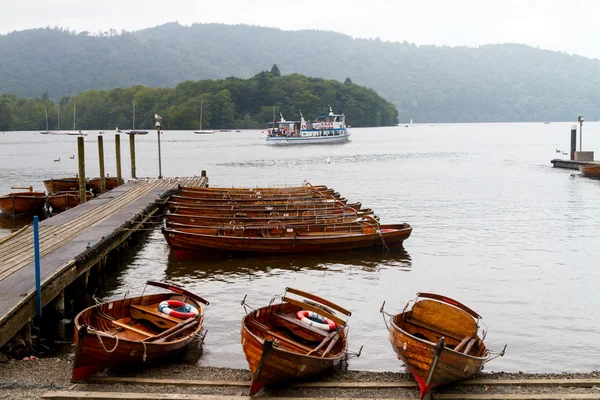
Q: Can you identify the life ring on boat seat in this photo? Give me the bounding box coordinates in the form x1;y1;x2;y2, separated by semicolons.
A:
158;300;200;319
296;310;336;331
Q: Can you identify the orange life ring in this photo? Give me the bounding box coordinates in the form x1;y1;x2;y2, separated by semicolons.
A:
296;310;336;331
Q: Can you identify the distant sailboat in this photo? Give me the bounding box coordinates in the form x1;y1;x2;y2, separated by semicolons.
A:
125;101;149;135
405;118;413;127
195;101;215;134
40;106;51;134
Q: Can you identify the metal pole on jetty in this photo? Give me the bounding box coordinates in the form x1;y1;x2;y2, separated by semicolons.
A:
33;216;42;317
129;134;137;179
155;114;163;179
115;134;123;185
98;136;106;194
77;137;87;204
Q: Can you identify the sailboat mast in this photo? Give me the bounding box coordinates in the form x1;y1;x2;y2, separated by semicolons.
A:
57;106;60;130
73;102;76;130
45;106;48;131
133;100;136;130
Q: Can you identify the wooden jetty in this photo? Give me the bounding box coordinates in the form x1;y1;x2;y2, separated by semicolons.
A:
0;176;207;353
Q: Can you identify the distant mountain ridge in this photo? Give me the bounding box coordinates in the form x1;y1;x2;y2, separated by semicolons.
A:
1;23;599;122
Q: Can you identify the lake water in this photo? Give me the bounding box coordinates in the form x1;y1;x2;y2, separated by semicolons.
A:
1;123;599;373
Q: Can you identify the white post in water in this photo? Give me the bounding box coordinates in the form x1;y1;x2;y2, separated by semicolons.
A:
155;113;163;179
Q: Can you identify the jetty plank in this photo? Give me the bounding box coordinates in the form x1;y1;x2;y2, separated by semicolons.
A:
41;391;600;400
85;376;600;389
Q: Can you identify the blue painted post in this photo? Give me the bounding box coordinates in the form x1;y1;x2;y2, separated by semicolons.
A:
33;216;42;316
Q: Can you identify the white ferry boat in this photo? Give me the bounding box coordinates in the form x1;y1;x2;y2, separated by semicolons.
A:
266;107;350;145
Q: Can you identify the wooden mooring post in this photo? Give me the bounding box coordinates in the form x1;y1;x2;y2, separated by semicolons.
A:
115;134;123;185
129;134;136;179
98;136;106;194
77;137;87;204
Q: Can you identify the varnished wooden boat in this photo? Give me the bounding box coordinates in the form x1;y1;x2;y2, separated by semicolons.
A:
165;217;377;232
165;214;374;228
89;176;120;193
381;293;506;399
73;281;209;381
179;183;329;194
167;204;368;217
162;221;411;254
43;177;85;194
48;191;94;213
167;201;362;213
241;287;352;395
169;195;345;206
579;163;600;178
0;191;46;216
178;188;337;199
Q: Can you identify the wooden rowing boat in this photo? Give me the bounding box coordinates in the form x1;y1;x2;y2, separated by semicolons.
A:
164;211;376;226
165;214;371;228
89;176;120;194
169;195;345;207
179;187;337;199
579;163;600;178
241;287;352;395
73;281;209;381
167;201;362;213
179;183;329;194
162;222;411;254
167;205;369;217
43;177;86;194
381;293;506;399
0;191;46;216
48;191;94;213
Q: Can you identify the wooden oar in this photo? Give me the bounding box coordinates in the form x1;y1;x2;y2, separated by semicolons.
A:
307;329;339;356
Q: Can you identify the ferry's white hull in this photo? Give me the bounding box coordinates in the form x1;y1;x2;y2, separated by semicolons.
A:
266;132;350;145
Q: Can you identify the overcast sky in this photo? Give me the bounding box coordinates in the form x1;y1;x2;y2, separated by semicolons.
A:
3;0;600;60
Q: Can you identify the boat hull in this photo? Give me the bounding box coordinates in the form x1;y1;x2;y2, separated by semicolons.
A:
163;223;411;254
267;133;350;145
48;191;94;213
43;178;83;194
73;291;205;381
241;300;348;395
579;163;600;177
89;177;119;194
387;296;489;399
0;192;46;216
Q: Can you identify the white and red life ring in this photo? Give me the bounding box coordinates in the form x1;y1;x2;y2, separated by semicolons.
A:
302;124;306;129
159;300;200;319
296;310;336;331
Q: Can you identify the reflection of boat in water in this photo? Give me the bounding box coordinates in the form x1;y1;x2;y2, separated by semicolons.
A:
165;245;412;280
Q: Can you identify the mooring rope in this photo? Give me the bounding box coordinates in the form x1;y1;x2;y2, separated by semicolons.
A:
95;332;119;353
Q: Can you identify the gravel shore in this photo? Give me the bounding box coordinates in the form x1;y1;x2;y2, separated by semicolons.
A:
0;356;598;399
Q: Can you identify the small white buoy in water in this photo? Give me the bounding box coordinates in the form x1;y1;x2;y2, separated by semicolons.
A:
326;157;331;164
273;159;278;165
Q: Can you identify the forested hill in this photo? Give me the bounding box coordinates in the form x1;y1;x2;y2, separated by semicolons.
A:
0;71;398;130
1;23;600;123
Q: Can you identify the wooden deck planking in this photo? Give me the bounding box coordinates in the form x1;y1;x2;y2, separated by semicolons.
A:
0;177;206;347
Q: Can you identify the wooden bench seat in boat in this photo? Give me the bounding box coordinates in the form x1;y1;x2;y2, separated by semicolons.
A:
405;318;463;342
247;317;313;353
129;303;180;329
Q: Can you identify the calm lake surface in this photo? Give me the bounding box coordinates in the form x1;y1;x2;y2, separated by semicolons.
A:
1;123;599;373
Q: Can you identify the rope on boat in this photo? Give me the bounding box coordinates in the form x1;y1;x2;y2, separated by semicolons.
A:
378;229;390;253
140;340;147;362
95;332;119;353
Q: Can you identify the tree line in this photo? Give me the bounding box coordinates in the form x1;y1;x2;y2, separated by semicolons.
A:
1;24;599;122
0;68;398;131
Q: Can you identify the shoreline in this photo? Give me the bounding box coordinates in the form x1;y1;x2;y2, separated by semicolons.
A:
0;356;598;399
